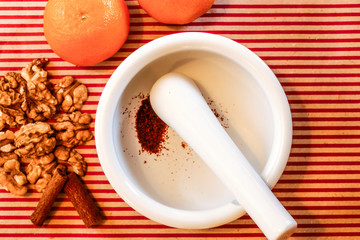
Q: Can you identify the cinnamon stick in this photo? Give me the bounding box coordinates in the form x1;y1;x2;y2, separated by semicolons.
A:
30;165;68;226
63;172;102;227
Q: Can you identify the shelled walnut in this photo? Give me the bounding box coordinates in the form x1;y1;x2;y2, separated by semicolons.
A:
14;122;56;158
0;73;28;131
54;146;87;176
0;159;27;196
52;112;93;148
0;130;17;166
54;76;88;113
25;154;58;192
20;58;57;121
0;72;27;106
25;154;55;183
0;106;28;131
20;58;49;83
0;131;20;193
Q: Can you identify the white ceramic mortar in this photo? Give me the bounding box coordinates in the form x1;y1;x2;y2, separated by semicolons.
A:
95;32;293;230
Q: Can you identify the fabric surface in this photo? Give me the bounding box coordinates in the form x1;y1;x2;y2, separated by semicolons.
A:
1;0;360;239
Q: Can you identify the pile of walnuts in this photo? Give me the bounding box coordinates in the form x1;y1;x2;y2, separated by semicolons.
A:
0;59;92;196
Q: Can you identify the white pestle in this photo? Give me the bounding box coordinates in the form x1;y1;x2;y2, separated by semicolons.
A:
150;72;297;240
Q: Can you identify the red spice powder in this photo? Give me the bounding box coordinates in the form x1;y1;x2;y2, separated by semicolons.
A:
135;96;168;154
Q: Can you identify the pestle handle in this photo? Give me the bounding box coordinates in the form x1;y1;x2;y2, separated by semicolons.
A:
150;73;297;240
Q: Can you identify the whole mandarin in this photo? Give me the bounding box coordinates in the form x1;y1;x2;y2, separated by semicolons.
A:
43;0;130;66
137;0;215;25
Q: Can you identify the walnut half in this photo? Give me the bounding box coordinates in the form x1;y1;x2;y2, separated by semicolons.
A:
53;112;93;148
14;122;56;157
21;59;57;122
0;159;27;196
0;72;28;131
0;130;18;166
25;153;58;193
54;76;88;113
54;146;87;176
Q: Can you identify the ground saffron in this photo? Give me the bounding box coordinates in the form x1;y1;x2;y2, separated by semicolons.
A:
135;96;168;154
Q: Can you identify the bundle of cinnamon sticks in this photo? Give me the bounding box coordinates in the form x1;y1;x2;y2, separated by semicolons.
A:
30;165;102;227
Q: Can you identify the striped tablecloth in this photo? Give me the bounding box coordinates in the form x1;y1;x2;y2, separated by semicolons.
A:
1;0;360;239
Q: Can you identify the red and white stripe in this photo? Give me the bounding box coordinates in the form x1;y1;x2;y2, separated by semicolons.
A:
1;0;360;238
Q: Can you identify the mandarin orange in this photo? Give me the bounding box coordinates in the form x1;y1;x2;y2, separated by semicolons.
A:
137;0;214;25
43;0;130;66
